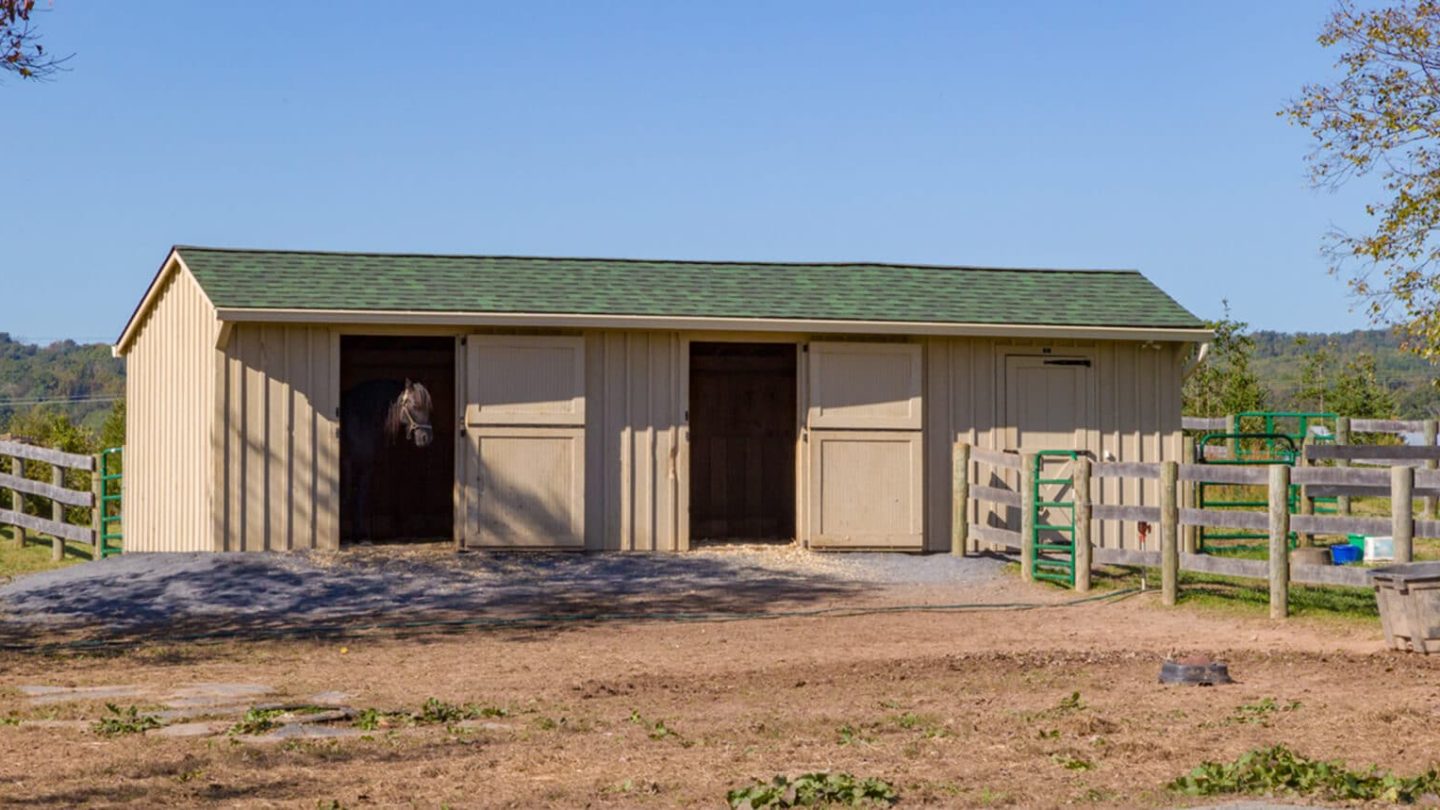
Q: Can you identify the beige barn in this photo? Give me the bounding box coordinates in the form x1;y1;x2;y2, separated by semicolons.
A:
114;246;1210;554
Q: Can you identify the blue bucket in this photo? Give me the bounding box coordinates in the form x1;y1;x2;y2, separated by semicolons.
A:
1330;544;1362;565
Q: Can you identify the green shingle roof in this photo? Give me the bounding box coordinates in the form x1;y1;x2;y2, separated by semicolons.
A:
175;247;1204;330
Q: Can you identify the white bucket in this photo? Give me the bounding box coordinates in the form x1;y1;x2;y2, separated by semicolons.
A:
1366;536;1395;563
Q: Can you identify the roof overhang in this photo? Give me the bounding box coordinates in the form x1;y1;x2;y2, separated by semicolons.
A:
211;306;1214;344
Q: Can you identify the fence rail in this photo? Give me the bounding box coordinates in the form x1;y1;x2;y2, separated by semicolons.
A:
1350;418;1427;433
0;439;111;560
1184;415;1435;438
1306;444;1440;462
954;441;1434;620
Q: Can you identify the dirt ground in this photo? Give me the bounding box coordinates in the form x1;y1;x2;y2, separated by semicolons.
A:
0;549;1436;808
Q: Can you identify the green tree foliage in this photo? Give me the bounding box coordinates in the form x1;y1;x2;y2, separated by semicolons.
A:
6;407;92;454
1;408;99;524
0;333;124;435
1330;353;1399;420
99;399;124;451
1183;308;1268;417
1293;336;1336;412
1251;328;1435;417
1283;1;1440;363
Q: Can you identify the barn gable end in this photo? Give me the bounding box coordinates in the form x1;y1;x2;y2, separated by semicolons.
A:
121;256;219;552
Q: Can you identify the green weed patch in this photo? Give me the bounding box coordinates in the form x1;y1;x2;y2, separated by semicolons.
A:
1170;744;1440;803
727;772;897;808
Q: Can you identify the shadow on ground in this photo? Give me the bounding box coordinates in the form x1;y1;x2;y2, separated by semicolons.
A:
0;547;1009;649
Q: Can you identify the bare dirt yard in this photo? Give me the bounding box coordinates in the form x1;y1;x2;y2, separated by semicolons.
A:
0;544;1436;808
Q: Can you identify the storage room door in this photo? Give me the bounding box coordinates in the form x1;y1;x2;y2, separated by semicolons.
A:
805;342;924;549
463;335;586;548
1001;355;1092;537
1006;356;1090;454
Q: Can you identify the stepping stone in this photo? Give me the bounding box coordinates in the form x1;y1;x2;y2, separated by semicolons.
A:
154;721;230;738
275;709;353;725
234;723;367;743
164;683;273;708
19;685;149;704
154;705;254;722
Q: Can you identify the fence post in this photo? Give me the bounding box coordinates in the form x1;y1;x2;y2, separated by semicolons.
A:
1268;464;1290;620
1161;460;1179;607
1020;452;1036;583
50;464;64;562
1181;438;1197;554
952;442;970;556
1393;464;1415;564
1336;417;1352;517
91;457;103;560
1226;414;1239;460
1074;456;1092;593
12;457;26;547
1425;419;1438;522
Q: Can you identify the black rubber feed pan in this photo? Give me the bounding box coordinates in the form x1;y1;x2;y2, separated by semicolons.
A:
1159;657;1233;686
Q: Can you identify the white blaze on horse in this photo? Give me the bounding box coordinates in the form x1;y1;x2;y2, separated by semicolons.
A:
341;378;434;542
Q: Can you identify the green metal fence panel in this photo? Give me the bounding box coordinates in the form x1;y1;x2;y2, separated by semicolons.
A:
1031;450;1079;587
1194;432;1300;552
98;447;122;558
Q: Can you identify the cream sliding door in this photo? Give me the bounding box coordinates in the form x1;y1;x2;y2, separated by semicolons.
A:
806;342;923;549
463;336;586;547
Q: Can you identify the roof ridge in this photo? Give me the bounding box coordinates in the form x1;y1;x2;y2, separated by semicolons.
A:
172;245;1141;275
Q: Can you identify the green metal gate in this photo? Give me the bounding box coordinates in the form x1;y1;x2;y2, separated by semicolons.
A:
1030;450;1079;586
97;447;122;557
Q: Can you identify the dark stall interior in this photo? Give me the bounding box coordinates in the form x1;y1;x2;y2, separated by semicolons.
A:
688;342;797;543
340;336;455;543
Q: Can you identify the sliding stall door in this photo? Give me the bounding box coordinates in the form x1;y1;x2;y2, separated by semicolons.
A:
463;336;586;548
806;342;924;549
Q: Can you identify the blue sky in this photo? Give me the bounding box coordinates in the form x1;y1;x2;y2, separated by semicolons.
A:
3;1;1378;343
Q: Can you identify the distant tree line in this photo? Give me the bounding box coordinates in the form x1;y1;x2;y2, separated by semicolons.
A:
0;333;125;453
1183;307;1432;421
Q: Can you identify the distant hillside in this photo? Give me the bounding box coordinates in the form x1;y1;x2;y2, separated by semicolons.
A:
0;333;125;434
1250;328;1439;418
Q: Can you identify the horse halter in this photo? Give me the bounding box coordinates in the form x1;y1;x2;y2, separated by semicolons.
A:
398;393;432;442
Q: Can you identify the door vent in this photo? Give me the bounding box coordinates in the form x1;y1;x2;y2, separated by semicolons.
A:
1044;359;1092;367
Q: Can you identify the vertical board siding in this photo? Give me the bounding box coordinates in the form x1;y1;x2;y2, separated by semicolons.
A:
124;267;215;552
929;337;1185;553
139;320;1183;556
219;324;338;551
585;330;682;552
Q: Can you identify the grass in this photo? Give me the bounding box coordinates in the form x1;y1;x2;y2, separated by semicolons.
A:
1193;485;1440;560
1089;565;1379;620
1170;744;1440;803
0;527;92;581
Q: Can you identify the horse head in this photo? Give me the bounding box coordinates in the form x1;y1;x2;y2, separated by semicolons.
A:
398;379;434;448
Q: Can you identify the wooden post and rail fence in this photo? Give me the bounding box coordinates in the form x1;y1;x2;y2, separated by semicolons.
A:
0;439;119;561
953;439;1440;620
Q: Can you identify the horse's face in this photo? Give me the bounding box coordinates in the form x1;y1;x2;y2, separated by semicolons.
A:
399;380;434;448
